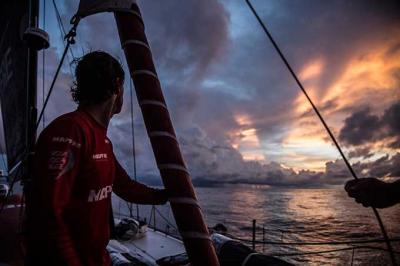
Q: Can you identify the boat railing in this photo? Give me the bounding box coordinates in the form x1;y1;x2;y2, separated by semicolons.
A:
114;202;400;263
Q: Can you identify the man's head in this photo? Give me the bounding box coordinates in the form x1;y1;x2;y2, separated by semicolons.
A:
71;51;125;114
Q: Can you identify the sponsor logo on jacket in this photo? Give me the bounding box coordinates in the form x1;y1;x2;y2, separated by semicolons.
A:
92;153;108;160
48;150;75;180
52;136;81;148
87;185;113;202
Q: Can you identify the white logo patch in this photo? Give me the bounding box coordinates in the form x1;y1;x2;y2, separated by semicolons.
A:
52;136;81;148
92;153;108;160
88;185;113;202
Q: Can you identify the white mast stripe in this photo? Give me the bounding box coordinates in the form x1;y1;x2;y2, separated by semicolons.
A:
127;10;142;21
132;70;158;79
139;100;167;109
169;197;199;207
122;39;150;50
158;164;188;174
149;131;177;141
180;231;211;241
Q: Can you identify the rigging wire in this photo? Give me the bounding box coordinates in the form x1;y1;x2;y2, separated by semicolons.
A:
244;1;397;265
36;1;82;127
153;206;178;232
52;0;75;76
36;23;78;129
129;78;140;220
42;0;46;129
52;0;76;60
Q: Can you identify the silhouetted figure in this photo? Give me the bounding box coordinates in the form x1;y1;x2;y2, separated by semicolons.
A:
345;178;400;208
26;51;168;266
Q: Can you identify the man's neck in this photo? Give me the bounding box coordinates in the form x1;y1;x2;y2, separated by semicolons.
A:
80;102;113;129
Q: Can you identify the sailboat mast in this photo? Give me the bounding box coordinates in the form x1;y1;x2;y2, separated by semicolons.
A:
114;3;220;266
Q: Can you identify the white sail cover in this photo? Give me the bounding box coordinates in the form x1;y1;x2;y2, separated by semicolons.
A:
76;0;137;19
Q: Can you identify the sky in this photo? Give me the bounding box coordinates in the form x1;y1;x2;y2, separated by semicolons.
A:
16;0;400;186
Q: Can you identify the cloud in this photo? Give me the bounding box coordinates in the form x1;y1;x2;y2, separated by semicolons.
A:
139;0;230;82
339;101;400;148
352;153;400;178
381;102;400;148
20;0;399;187
178;126;343;187
348;147;373;160
338;107;381;146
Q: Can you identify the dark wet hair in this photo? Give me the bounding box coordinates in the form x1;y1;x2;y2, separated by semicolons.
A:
71;51;124;105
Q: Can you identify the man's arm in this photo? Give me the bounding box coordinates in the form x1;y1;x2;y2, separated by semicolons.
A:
32;122;84;265
345;178;400;208
113;158;168;205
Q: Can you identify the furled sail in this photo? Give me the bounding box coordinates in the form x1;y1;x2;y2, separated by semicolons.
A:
0;1;30;173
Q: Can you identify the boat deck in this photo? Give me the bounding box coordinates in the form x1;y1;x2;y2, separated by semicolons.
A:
0;202;185;266
111;228;185;265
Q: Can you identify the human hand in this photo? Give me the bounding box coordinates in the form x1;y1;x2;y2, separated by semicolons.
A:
345;178;398;209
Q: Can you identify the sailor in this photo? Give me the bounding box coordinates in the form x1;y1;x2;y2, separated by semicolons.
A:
345;178;400;208
25;51;168;266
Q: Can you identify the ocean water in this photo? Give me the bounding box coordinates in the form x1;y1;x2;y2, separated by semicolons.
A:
113;185;400;265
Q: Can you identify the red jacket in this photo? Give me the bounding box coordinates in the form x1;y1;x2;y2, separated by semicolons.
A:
26;110;167;266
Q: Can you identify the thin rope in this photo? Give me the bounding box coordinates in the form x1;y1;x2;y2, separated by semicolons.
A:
53;0;75;60
42;0;46;129
52;0;75;76
244;1;397;265
129;78;140;220
351;247;355;266
36;23;78;129
154;206;178;231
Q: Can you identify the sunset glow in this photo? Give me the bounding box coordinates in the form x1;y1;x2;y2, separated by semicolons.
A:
32;0;400;185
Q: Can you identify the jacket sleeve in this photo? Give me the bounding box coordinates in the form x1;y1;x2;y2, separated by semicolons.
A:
113;157;168;205
33;121;84;266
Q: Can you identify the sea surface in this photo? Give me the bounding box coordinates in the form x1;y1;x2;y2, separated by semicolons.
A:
113;185;400;265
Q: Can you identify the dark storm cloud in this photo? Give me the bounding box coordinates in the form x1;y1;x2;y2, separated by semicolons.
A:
381;101;400;148
339;107;381;146
339;102;400;148
348;147;373;159
352;153;400;178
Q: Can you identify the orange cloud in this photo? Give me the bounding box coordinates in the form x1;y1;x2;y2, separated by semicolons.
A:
299;58;325;81
322;42;400;114
230;114;265;161
282;38;400;171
